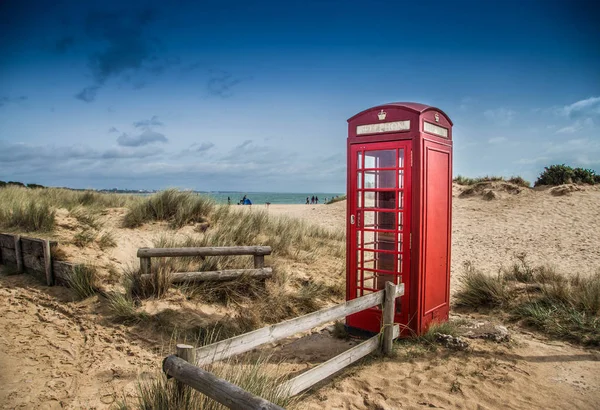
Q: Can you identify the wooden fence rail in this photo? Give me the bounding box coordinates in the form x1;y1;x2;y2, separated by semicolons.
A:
165;282;403;408
137;245;273;282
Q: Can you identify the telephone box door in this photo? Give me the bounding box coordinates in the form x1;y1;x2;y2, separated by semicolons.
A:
347;140;411;333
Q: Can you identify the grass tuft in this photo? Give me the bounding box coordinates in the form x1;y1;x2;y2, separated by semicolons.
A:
122;189;215;228
455;262;511;308
116;355;298;410
72;228;97;248
125;263;173;300
66;264;98;300
98;230;117;249
457;256;600;346
106;292;148;323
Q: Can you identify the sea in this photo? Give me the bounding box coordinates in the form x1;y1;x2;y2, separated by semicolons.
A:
200;192;344;205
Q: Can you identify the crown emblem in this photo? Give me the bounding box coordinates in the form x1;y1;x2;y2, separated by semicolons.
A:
377;110;387;120
434;113;440;122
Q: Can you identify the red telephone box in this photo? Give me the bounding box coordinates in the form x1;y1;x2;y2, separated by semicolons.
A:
346;102;453;336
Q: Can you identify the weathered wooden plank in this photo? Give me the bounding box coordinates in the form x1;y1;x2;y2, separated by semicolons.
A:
162;355;285;410
1;247;16;264
141;268;273;284
253;255;265;268
382;281;397;355
20;237;45;257
280;325;400;397
137;246;272;258
43;240;53;286
140;257;151;275
23;253;44;272
0;234;16;249
195;284;404;366
52;261;75;285
14;235;23;273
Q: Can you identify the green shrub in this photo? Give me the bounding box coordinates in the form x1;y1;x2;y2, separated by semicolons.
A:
572;167;596;184
326;195;346;204
535;164;597;186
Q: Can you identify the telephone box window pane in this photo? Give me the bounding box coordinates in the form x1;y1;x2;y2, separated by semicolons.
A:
399;170;404;189
398;191;404;209
357;172;363;189
363;210;375;229
357;192;362;208
362;211;395;230
364;191;375;208
398;212;404;230
398;149;404;168
365;150;395;168
364;170;397;189
364;191;395;209
363;251;375;270
357;152;363;169
364;231;375;249
365;171;376;188
371;170;396;188
397;254;403;273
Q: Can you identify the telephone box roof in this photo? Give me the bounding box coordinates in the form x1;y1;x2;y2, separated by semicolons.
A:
348;102;453;125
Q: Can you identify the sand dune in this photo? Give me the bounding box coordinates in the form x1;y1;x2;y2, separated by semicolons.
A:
1;184;599;408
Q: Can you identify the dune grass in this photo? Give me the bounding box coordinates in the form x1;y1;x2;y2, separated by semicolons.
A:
453;175;530;187
66;264;98;300
455;257;600;345
123;189;215;228
116;355;297;410
0;185;141;233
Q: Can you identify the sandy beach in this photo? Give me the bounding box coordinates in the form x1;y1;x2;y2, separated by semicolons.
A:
1;184;599;409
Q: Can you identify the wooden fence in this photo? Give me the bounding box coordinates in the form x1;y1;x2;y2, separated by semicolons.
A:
137;246;273;283
163;281;403;409
0;233;76;286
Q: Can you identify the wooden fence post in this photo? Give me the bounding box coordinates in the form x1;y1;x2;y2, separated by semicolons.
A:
382;281;397;356
43;239;53;286
253;254;264;268
14;235;23;273
140;256;151;275
176;344;196;396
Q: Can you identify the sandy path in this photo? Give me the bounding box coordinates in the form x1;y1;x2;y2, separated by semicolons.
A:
300;330;600;409
0;274;158;409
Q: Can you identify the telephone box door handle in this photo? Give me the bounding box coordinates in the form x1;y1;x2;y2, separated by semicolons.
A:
350;215;355;225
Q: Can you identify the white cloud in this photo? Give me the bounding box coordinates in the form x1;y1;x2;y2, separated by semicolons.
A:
484;108;515;126
558;96;600;119
488;137;507;144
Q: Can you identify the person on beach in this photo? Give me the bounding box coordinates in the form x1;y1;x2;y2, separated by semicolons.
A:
316;196;319;204
306;197;310;204
227;196;231;205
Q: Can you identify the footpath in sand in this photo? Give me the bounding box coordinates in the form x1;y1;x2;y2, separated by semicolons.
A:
0;274;158;409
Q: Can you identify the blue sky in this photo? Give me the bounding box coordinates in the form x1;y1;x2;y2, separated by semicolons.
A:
0;0;598;192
